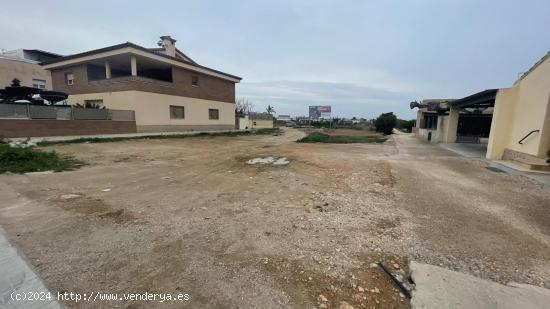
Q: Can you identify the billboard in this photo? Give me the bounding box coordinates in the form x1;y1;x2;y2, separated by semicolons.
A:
309;106;331;119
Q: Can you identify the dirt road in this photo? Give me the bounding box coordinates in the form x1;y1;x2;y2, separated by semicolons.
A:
0;129;549;308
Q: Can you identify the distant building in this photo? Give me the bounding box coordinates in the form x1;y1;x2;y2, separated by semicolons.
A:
0;49;62;89
277;115;291;121
276;114;293;126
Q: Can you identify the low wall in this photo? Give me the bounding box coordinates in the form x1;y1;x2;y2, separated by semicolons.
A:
137;124;235;133
0;119;136;138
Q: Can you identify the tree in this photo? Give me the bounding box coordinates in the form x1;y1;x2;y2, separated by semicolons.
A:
235;98;254;115
374;112;397;135
396;118;416;133
266;105;275;115
11;78;21;87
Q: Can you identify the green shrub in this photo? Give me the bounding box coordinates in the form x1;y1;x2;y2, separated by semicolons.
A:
396;119;416;133
0;144;84;174
297;132;386;144
374;112;397;135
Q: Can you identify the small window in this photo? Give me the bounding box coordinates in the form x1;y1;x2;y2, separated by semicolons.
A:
170;105;185;119
208;108;219;120
191;76;199;87
32;79;46;89
65;72;74;85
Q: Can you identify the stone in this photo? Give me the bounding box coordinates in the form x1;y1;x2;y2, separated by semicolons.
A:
25;171;54;175
338;301;355;309
60;194;81;200
318;294;328;302
357;286;365;292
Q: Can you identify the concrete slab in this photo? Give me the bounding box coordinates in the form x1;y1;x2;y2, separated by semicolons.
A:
411;261;550;309
0;227;62;309
438;143;550;186
439;143;488;158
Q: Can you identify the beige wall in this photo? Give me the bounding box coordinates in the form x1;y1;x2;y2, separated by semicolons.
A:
68;91;235;132
415;110;442;143
249;118;273;129
417;128;439;143
238;115;249;129
487;56;550;159
414;110;423;135
486;87;518;159
0;58;52;89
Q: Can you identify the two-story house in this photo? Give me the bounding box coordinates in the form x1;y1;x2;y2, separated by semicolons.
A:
42;36;241;132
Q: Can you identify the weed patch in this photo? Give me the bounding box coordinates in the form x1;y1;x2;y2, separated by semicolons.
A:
297;132;386;144
0;144;84;174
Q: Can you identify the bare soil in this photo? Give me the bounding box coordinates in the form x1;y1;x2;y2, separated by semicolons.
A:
0;129;549;308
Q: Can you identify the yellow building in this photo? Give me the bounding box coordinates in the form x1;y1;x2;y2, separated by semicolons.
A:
248;112;274;129
42;36;241;132
412;51;550;170
487;52;550;163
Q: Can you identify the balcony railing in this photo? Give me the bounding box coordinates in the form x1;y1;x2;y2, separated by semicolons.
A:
0;104;135;121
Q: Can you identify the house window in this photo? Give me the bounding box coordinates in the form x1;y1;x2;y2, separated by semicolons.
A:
208;108;219;120
170;105;185;119
192;76;199;87
32;79;46;89
65;72;74;85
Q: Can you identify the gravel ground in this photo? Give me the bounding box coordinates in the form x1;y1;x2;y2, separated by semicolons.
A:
0;128;549;308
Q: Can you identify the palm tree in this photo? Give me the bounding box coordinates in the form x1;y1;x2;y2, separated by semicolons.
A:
266;105;276;115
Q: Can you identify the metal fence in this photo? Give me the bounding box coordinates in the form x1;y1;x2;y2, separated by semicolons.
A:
0;104;135;121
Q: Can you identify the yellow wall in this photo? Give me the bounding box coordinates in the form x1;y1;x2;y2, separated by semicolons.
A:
487;56;550;159
0;58;52;89
68;91;235;130
249;118;273;129
486;88;518;159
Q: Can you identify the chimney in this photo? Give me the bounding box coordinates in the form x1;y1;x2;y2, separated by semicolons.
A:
159;35;176;57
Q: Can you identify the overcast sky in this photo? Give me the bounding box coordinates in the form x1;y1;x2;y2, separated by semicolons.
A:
2;0;548;119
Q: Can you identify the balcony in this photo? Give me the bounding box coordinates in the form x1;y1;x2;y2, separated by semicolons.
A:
86;54;174;88
88;75;173;88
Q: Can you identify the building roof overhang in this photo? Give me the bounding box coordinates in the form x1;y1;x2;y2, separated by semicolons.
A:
451;89;498;109
23;49;64;59
40;42;241;83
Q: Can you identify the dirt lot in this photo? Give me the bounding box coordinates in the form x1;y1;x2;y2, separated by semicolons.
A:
1;129;549;308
